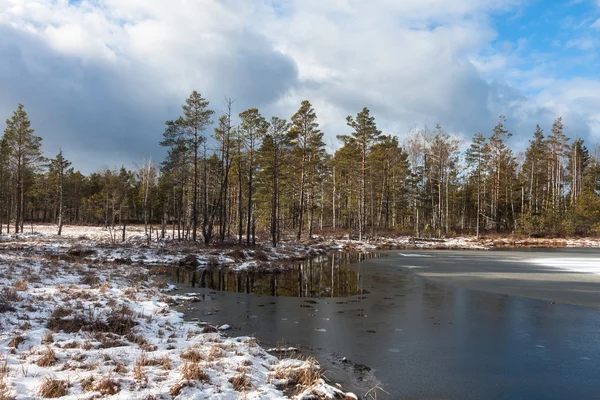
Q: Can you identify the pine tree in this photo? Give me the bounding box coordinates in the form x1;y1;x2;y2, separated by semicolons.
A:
546;117;570;234
488;116;514;232
179;92;214;241
343;107;381;240
465;133;489;239
289;101;324;240
213;98;235;243
521;125;547;235
259;116;291;246
48;151;72;235
160;119;191;240
0;138;9;234
3;104;43;233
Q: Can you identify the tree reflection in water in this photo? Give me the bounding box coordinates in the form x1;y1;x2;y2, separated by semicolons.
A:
157;252;380;298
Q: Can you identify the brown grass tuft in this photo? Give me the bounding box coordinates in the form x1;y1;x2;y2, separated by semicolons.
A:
133;363;147;382
180;348;203;363
207;346;224;362
161;355;172;371
80;376;95;392
273;357;323;394
229;374;251;392
94;377;120;395
114;363;127;374
169;380;193;397
42;332;54;345
47;305;137;335
135;354;161;367
37;347;58;367
181;362;210;382
37;378;68;398
7;337;23;349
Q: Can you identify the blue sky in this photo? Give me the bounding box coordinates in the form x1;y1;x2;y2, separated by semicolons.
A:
490;0;599;86
1;0;599;171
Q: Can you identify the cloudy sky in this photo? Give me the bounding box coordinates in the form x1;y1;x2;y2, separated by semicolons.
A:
1;0;599;172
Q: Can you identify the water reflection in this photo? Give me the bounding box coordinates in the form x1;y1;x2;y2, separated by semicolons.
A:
157;252;380;298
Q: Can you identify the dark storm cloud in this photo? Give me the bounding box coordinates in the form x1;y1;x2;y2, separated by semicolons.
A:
0;24;298;173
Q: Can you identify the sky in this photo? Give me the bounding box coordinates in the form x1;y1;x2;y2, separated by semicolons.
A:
1;0;600;173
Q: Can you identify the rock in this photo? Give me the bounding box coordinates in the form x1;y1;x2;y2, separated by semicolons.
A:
202;325;218;333
179;254;199;269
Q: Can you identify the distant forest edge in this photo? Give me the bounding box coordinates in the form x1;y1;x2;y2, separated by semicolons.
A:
2;92;600;244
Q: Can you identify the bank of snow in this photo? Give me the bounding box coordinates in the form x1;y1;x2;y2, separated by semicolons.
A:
0;243;356;399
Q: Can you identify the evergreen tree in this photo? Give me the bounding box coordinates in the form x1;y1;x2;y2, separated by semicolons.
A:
239;108;269;245
343;107;381;240
48;151;72;235
289;101;324;240
258;116;291;246
465;133;489;238
3;104;43;233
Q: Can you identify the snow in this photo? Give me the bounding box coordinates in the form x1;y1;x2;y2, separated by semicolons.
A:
529;257;600;275
0;226;356;399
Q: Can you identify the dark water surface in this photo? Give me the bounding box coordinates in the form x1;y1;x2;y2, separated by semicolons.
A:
169;250;600;399
159;252;378;297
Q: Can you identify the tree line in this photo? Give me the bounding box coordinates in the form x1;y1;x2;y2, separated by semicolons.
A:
1;93;599;243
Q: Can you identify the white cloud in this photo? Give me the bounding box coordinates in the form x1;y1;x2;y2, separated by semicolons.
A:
0;0;598;172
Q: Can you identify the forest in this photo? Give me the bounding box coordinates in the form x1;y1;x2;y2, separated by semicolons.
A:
1;92;600;244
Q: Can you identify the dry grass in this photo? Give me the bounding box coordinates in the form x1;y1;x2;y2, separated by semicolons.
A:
132;363;147;382
36;347;58;367
47;305;137;335
80;376;95;392
0;357;12;400
37;378;68;398
79;272;100;286
161;355;172;371
114;362;127;374
229;374;251;392
95;377;120;395
207;346;224;362
0;289;19;313
181;362;210;382
180;347;203;363
135;354;161;368
42;332;54;345
273;357;323;394
169;380;193;397
13;280;27;292
7;337;23;349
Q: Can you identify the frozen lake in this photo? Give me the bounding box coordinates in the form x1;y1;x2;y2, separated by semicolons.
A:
171;249;600;399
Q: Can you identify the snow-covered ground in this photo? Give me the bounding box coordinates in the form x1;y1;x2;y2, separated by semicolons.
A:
0;226;357;399
529;258;600;275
